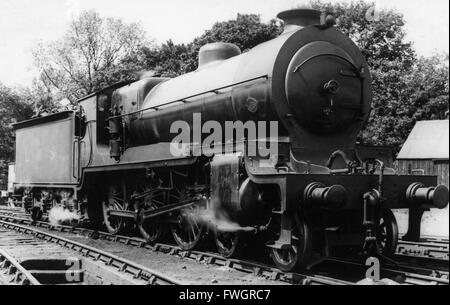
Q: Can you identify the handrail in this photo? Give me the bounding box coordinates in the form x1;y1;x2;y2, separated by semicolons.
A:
108;74;269;120
72;138;79;180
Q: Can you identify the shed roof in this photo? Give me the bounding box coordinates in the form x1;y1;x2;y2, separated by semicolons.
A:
397;120;449;160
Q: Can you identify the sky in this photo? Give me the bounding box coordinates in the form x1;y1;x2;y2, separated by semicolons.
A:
0;0;448;87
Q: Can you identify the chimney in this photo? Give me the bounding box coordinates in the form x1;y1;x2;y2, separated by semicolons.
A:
277;8;322;34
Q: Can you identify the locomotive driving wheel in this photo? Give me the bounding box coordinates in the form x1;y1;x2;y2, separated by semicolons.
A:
135;183;167;243
215;231;240;258
376;209;398;256
170;183;205;250
270;215;312;272
102;183;128;235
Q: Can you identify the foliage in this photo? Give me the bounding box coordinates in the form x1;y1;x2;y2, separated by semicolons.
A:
311;1;448;149
311;1;415;69
137;40;193;77
361;54;449;147
32;10;148;103
0;83;35;189
135;14;282;76
0;84;34;159
187;14;282;70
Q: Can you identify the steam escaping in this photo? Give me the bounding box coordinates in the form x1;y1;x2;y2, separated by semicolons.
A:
48;206;80;226
184;199;255;233
196;209;255;232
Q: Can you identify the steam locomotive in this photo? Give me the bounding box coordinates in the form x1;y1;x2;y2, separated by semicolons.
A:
12;9;448;271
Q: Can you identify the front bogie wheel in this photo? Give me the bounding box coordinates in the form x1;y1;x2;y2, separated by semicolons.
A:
270;216;312;272
376;209;398;257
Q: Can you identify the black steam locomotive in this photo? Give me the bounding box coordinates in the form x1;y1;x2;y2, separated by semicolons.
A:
12;9;448;271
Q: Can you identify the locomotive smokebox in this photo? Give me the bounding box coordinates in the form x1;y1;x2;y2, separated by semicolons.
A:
277;8;322;34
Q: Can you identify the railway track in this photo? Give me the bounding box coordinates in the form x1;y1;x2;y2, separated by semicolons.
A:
2;208;448;268
316;257;449;285
0;213;352;285
0;208;447;285
0;249;41;285
0;219;184;285
397;238;449;260
2;207;449;261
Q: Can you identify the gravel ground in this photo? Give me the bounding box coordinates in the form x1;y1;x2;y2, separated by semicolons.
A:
0;273;10;285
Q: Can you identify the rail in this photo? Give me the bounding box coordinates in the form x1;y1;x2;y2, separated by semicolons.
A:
0;219;183;285
0;249;41;285
0;212;351;285
1;210;448;285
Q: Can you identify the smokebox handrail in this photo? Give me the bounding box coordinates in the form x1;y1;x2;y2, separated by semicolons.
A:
108;74;269;120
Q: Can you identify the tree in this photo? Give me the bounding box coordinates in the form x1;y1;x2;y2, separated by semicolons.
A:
361;54;449;146
402;55;449;121
135;14;282;76
137;40;193;77
0;83;34;189
188;13;282;70
196;13;281;52
32;10;148;103
310;1;449;149
310;1;415;69
0;84;34;159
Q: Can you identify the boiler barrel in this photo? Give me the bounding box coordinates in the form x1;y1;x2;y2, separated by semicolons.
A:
128;35;293;146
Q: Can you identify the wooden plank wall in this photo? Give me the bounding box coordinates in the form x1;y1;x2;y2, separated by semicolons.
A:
397;159;449;187
435;161;449;187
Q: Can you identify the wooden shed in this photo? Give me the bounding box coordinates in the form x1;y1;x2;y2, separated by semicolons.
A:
397;120;449;187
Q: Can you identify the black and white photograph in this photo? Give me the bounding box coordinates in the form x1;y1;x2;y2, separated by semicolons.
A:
0;0;448;297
